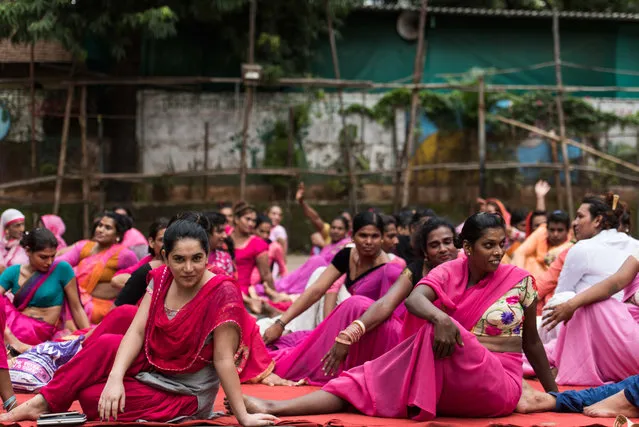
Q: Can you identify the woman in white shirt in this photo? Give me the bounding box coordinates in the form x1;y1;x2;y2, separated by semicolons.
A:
536;194;639;386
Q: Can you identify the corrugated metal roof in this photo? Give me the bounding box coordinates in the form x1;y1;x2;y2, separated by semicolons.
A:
358;4;639;21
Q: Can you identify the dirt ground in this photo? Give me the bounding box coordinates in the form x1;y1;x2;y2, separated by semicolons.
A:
286;253;308;272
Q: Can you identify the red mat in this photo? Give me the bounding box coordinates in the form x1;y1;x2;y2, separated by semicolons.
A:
2;381;614;427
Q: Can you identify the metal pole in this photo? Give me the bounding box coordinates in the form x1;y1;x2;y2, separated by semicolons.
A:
478;76;487;198
553;11;575;217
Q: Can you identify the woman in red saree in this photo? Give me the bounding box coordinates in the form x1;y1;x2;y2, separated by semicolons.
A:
234;213;556;421
2;219;277;426
58;212;138;324
0;229;89;352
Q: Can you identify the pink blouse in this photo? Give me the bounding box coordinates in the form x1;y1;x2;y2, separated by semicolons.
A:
234;236;268;294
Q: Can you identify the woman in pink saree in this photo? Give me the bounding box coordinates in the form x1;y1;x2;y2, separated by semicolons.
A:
0;209;28;273
274;215;350;296
262;211;403;346
58;212;137;324
533;195;639;387
236;213;557;421
270;218;459;386
39;215;67;250
251;215;287;286
0;229;89;352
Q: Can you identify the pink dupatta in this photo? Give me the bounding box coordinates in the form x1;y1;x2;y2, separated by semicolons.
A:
402;257;531;339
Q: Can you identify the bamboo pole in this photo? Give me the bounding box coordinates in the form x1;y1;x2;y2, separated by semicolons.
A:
239;0;257;201
325;0;358;213
401;0;428;208
29;43;37;177
552;11;575;217
478;76;487;198
494;115;639;174
286;107;295;211
79;85;90;238
203;122;209;198
52;84;75;215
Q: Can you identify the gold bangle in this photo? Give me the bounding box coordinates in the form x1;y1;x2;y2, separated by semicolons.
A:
335;335;351;346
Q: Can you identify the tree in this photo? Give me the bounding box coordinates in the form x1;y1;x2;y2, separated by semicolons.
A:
0;0;181;59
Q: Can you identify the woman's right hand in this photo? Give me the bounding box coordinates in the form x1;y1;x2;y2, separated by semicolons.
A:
98;377;126;421
295;182;305;203
432;316;463;359
262;323;284;345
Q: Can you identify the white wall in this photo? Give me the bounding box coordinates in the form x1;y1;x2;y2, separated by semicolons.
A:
136;90;405;174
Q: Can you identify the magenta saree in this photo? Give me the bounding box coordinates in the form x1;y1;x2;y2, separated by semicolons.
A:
274;238;350;295
3;262;63;345
322;258;531;421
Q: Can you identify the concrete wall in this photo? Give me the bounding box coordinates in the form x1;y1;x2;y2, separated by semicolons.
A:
136;90;405;174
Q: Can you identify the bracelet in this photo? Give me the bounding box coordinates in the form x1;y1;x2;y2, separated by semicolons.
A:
3;395;16;411
335;335;351;346
275;319;286;329
353;320;367;335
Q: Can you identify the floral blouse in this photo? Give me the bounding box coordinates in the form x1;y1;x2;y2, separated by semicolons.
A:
471;276;537;337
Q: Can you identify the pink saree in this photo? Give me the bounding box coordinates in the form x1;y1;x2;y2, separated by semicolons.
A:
3;262;63;345
41;214;67;249
531;276;639;386
322;258;530;421
275;238;350;295
269;262;404;364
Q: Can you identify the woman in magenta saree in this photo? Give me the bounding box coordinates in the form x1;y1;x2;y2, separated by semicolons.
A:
270;218;459;385
274;216;350;296
262;211;403;346
237;213;557;421
2;219;277;426
0;229;89;351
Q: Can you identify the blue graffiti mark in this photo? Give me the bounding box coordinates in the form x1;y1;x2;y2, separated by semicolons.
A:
0;103;11;141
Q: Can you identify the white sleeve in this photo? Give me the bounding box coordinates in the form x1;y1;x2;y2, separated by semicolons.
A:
556;243;589;294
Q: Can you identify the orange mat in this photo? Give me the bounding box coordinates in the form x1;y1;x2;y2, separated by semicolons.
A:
4;381;615;427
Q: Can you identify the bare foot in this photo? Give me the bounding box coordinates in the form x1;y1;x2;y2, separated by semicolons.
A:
224;395;274;415
584;390;639;418
261;372;307;387
0;394;49;422
247;299;263;315
515;381;557;413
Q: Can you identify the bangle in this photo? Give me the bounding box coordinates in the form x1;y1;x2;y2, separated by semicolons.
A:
335;335;351;346
275;319;286;329
353;320;366;335
3;395;16;411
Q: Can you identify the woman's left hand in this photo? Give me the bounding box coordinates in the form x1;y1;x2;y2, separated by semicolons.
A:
238;413;279;427
321;341;349;377
542;300;577;331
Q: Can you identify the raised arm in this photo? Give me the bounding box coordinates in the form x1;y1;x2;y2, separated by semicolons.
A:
262;265;342;344
543;255;639;330
98;292;151;420
535;180;550;212
296;182;325;233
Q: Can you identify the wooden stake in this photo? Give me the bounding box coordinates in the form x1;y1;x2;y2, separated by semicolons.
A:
203;122;210;199
325;0;358;212
239;0;257;201
478;76;487;198
286;107;295;211
29;43;37;177
553;11;575;217
79;85;90;238
401;0;428;208
52;84;74;215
